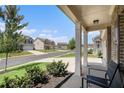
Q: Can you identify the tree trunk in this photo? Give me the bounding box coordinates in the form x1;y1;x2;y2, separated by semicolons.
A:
5;53;8;71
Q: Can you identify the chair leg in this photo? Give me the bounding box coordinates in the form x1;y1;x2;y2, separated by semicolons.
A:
82;78;83;88
87;80;88;88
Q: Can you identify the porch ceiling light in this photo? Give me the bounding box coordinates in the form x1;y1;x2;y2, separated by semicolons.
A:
93;19;99;24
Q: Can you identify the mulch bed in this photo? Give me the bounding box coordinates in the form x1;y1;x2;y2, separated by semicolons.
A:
35;73;73;88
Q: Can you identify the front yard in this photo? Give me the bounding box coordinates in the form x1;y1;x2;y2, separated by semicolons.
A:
0;61;71;88
0;51;32;59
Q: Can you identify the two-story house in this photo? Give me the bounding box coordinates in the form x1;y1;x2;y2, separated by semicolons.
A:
33;38;55;50
22;36;34;50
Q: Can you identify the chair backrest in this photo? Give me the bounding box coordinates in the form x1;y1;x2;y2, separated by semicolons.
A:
106;61;119;81
109;69;123;88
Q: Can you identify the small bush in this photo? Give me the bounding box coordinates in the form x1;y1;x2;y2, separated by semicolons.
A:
0;77;17;88
25;66;49;85
97;50;103;58
88;49;93;54
47;60;69;77
15;75;31;88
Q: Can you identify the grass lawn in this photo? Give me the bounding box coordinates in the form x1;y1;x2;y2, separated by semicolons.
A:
0;62;49;84
0;51;32;59
38;49;58;53
58;53;97;58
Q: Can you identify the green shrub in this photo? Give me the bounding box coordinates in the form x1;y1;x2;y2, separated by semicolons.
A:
88;49;93;54
25;66;49;85
97;51;103;58
47;60;69;77
0;77;17;88
0;66;49;88
15;75;31;88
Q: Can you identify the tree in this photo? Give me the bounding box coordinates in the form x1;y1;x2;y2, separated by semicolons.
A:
68;38;75;50
0;6;28;71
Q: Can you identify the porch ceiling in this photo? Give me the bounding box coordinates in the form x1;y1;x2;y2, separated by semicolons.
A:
58;5;115;31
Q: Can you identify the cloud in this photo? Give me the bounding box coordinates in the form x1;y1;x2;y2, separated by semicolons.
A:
39;29;68;43
19;28;37;36
51;36;68;43
42;29;58;34
0;22;5;32
39;33;52;38
39;33;68;43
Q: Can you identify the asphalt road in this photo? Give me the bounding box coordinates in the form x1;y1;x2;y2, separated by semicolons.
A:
0;51;71;70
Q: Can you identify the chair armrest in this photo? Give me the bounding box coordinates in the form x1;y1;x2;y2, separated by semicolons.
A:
88;65;106;72
89;67;106;71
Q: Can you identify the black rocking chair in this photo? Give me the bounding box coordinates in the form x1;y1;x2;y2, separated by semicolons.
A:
83;61;123;88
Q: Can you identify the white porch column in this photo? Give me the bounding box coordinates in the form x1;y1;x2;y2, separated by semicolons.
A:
75;22;82;76
83;31;88;67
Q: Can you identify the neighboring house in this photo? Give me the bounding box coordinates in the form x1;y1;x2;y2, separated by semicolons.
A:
22;36;34;50
57;42;68;50
92;35;102;55
33;38;55;50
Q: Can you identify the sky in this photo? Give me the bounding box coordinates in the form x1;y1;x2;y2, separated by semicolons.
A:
0;5;100;44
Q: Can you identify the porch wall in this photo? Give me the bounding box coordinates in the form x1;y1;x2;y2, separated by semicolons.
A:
118;14;124;83
111;6;124;84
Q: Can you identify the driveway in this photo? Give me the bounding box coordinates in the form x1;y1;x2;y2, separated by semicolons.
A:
0;50;71;70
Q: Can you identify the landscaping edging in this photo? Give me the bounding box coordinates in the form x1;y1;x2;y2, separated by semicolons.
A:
55;73;74;88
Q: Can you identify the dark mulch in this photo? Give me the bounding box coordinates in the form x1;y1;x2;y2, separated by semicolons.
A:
35;73;73;88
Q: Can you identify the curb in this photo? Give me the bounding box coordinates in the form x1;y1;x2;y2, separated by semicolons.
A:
55;73;74;88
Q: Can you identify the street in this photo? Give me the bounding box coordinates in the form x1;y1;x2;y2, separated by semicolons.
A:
0;50;71;70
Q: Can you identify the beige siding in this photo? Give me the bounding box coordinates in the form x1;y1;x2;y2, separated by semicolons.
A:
119;15;124;71
33;39;44;50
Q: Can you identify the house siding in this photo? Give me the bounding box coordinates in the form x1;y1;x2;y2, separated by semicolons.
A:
111;6;124;84
119;15;124;71
33;39;44;50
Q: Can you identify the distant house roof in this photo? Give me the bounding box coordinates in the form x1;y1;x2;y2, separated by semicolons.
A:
57;42;68;46
92;35;101;42
34;37;46;42
24;36;34;41
34;37;55;44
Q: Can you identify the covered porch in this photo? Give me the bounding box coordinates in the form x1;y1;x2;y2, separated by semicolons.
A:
58;5;124;88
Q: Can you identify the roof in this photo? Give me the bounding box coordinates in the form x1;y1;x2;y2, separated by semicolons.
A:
92;35;101;42
34;37;55;44
24;35;34;41
57;42;68;46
